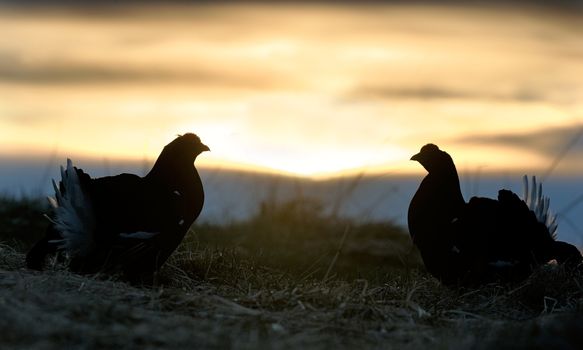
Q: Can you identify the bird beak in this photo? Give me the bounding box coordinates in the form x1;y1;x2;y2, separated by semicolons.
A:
410;152;421;161
201;143;210;152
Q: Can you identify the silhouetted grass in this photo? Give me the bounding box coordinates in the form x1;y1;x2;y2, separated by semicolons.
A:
1;195;583;349
0;196;47;251
187;196;420;282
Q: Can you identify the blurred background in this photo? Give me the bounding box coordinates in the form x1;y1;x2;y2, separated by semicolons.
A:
1;1;583;245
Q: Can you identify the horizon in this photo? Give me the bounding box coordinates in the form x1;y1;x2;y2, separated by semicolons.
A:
5;149;583;182
3;154;583;248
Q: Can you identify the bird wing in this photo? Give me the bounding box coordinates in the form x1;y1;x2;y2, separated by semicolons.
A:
87;173;183;237
453;191;555;283
85;173;191;277
456;195;531;261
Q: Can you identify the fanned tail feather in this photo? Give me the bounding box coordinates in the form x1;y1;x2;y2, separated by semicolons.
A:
48;159;95;256
522;175;558;239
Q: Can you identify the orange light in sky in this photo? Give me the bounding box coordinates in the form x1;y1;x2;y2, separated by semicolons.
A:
0;4;582;177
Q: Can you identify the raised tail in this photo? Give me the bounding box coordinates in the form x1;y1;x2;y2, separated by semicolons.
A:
48;159;95;257
522;175;558;238
523;175;582;266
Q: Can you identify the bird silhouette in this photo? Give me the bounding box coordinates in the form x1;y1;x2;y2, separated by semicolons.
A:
26;133;209;283
408;143;582;285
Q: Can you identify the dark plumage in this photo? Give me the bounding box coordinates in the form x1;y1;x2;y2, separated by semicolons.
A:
408;143;582;285
26;133;209;283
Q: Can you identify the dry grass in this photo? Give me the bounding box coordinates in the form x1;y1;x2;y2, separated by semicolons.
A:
1;196;583;349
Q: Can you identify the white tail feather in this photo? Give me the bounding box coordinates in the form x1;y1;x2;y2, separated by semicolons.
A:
522;175;558;239
48;159;95;256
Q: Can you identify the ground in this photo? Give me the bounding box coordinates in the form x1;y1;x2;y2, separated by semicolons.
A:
0;196;582;349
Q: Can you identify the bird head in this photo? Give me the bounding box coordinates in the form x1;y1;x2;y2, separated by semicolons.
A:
410;143;455;173
165;133;210;161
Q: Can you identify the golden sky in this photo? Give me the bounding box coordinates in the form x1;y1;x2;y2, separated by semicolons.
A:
1;3;583;177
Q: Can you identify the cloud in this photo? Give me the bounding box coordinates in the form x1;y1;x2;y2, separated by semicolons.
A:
455;125;583;158
0;64;168;84
0;61;286;89
346;85;548;103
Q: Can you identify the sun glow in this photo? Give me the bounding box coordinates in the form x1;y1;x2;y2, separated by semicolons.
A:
1;4;582;177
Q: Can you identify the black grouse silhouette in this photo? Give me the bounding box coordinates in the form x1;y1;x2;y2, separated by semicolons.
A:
408;144;582;285
26;133;209;283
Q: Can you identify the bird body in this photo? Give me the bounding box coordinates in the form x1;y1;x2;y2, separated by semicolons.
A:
26;133;209;283
408;144;582;285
